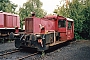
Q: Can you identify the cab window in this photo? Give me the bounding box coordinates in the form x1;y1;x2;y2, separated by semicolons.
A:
68;21;72;29
58;20;66;28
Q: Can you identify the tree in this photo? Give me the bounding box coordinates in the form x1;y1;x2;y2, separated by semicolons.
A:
82;0;90;39
68;0;84;39
19;0;46;28
0;0;17;13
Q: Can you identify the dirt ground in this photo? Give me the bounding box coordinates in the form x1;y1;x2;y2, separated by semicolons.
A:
38;40;90;60
0;40;90;60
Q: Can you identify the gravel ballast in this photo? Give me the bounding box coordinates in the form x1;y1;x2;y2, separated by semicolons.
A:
0;40;90;60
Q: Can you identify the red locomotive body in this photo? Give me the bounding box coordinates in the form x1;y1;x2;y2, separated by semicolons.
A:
15;14;74;51
0;12;20;41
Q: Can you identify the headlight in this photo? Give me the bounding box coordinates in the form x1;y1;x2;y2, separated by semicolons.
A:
36;35;41;37
36;35;42;39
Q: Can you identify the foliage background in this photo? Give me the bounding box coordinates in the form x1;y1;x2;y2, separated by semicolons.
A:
0;0;17;13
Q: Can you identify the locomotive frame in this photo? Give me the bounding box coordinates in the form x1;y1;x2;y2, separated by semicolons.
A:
14;14;74;51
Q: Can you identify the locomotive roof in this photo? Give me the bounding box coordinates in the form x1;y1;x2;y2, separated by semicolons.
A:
0;11;19;16
66;18;74;21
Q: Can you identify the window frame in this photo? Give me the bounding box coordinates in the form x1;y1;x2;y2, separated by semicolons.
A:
68;21;72;30
58;19;66;28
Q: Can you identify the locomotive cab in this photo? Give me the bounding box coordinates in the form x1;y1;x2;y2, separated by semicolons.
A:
57;16;74;41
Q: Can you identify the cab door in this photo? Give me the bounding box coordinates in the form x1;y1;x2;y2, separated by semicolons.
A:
58;19;67;41
67;21;74;40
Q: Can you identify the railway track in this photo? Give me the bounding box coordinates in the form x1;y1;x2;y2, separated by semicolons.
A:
0;48;39;60
0;48;19;56
17;52;38;60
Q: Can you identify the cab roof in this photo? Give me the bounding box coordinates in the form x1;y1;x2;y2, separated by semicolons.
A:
66;18;74;21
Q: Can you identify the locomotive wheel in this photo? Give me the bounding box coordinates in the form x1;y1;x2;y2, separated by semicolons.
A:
9;32;14;40
1;38;5;43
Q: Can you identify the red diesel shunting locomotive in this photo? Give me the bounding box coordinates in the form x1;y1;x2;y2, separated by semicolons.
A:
0;11;20;42
14;13;74;51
